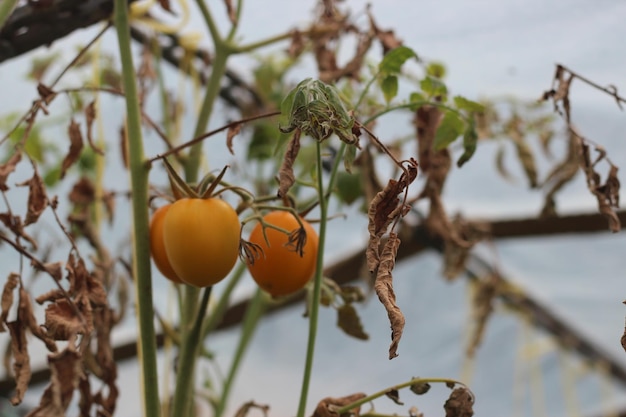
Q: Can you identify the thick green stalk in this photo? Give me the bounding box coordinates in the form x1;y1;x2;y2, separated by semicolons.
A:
296;141;329;417
201;262;246;338
214;289;266;417
113;1;160;416
171;286;213;417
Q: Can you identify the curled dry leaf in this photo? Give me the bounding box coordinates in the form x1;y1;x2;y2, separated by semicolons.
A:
7;320;30;406
233;401;270;417
36;83;56;105
69;176;95;206
0;273;20;331
19;288;57;352
467;275;499;357
0;151;22;191
367;6;403;54
385;388;403;405
375;233;405;359
277;129;301;198
443;387;474;417
17;169;49;226
61;119;84;179
312;393;367;417
84;101;104;155
0;212;38;249
44;299;86;340
26;348;83;417
226;123;243;155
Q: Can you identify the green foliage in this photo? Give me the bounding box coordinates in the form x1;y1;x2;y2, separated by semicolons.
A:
420;76;448;98
378;46;418;74
380;75;398;104
426;61;446;78
453;95;485;113
457;120;478;167
434;111;465;150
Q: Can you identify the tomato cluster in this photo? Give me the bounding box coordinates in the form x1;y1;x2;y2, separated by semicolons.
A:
150;200;319;295
150;198;240;288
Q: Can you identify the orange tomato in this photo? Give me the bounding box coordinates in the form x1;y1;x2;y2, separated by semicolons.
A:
163;198;240;287
247;211;318;297
149;205;183;284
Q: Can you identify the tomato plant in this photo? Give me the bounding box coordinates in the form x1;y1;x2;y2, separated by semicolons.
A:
248;211;318;297
149;204;184;284
163;198;241;287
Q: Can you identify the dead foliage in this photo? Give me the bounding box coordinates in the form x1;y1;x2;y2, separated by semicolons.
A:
17;167;49;226
312;393;367;417
466;274;500;357
444;387;474;417
277;129;301;198
60;119;84;179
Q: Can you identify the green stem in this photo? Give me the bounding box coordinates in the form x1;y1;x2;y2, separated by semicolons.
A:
201;262;246;338
113;1;160;416
171;286;213;417
214;289;266;417
335;377;467;415
364;101;468;126
296;141;329;417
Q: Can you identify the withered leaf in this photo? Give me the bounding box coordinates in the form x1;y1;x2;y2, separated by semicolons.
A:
277;130;301;198
467;275;498;357
60;119;84;179
223;0;237;24
7;321;30;406
0;212;38;249
157;0;172;12
410;381;431;395
414;105;442;174
385;388;403;405
37;83;57;105
336;304;369;340
44;299;85;340
26;348;83;417
444;387;474;417
375;234;405;359
19;288;56;352
226;123;242;155
102;190;116;225
0;273;20;331
312;393;367;417
367;9;403;54
68;177;95;205
119;125;129;169
17;169;49;226
287;30;305;58
84;101;104;155
0;151;22;191
233;401;270;417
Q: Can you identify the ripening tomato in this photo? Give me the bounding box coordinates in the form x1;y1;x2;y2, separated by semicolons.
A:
247;211;318;297
149;204;183;284
163;198;240;287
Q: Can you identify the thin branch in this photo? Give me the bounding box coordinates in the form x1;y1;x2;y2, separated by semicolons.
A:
557;64;626;109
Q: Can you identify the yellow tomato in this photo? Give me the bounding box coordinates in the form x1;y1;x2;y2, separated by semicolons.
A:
163;198;240;287
149;205;183;284
247;211;318;297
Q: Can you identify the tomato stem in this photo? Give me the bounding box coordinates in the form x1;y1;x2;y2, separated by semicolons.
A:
215;289;266;417
113;1;160;416
296;140;330;417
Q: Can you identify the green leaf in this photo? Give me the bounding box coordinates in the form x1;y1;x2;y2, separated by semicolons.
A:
434;111;465;150
378;46;418;74
426;61;446;78
457;121;478;167
420;76;447;98
408;92;427;110
380;75;398;104
335;171;362;205
453;96;485;113
343;142;358;173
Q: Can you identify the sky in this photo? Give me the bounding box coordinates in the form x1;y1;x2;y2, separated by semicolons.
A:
1;1;626;416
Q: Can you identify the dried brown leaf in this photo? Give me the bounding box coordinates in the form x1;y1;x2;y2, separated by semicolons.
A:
444;387;474;417
0;213;38;249
157;0;172;12
26;348;83;417
0;273;20;331
467;275;499;357
19;288;56;351
68;177;95;205
233;401;270;417
84;101;104;155
410;381;431;395
37;83;56;105
0;151;22;191
385;388;403;405
375;234;405;359
223;0;237;24
7;320;30;406
226;123;242;155
44;299;85;340
312;393;367;417
367;7;403;54
336;304;369;340
35;289;65;304
119;125;129;169
277;130;301;198
102;190;116;225
288;30;306;58
414;105;442;174
17;169;49;226
60;119;84;179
